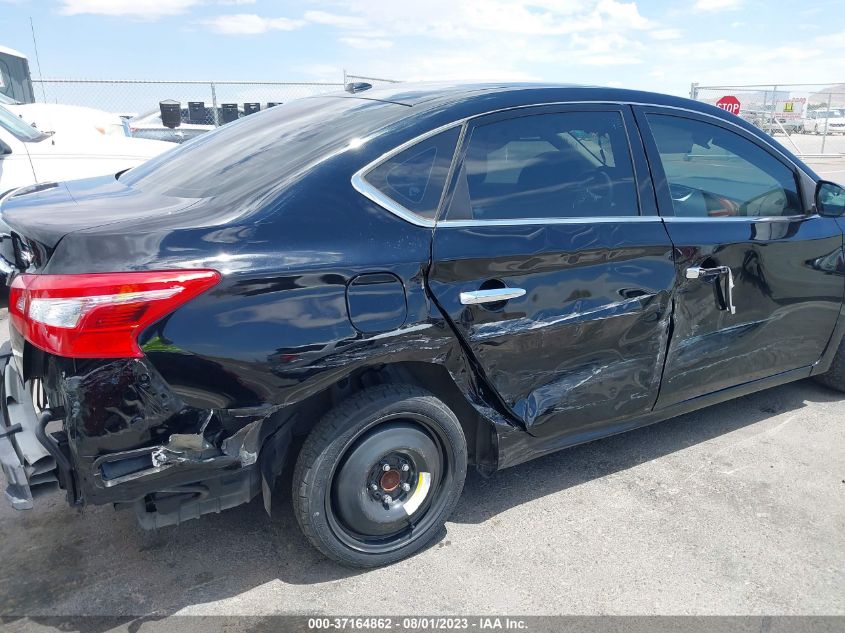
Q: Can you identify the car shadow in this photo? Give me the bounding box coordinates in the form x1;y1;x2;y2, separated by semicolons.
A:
451;378;841;525
2;378;841;627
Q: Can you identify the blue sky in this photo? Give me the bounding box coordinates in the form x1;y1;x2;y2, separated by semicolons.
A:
1;0;843;96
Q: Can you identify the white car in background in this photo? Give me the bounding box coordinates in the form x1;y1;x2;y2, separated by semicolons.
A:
0;91;127;137
803;109;845;135
0;103;174;199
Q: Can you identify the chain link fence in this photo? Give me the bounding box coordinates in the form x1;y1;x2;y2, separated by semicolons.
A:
28;71;401;142
691;83;845;158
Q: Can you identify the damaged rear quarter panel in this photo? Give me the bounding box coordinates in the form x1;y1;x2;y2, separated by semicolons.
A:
42;164;510;506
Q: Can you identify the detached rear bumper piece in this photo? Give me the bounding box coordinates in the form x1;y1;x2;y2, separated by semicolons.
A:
0;343;61;509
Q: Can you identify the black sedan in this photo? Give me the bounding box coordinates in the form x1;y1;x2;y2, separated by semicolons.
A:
1;83;845;568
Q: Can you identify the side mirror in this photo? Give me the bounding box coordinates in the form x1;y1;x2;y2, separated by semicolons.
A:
816;181;845;217
0;140;11;156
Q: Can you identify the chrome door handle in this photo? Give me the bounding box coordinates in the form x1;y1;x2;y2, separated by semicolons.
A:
685;265;736;314
460;287;526;305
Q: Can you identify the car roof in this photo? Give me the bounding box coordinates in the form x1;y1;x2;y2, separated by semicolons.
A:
330;82;813;179
0;45;27;59
337;82;702;111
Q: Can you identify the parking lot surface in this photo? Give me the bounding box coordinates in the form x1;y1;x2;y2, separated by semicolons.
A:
774;134;845;183
1;157;844;619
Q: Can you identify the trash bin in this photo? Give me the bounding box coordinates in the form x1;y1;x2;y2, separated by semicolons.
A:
220;103;239;124
159;100;182;129
188;101;207;125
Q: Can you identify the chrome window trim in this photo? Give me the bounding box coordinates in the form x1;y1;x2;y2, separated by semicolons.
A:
350;120;466;229
662;213;816;223
350;99;816;228
439;216;662;228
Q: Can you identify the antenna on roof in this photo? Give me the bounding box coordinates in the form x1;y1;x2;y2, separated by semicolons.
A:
345;82;373;94
29;17;47;103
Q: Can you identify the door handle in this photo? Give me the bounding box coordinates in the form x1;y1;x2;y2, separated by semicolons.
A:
685;266;736;314
460;287;526;305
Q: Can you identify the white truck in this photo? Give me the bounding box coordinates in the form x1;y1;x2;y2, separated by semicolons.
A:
1;45;128;137
804;109;845;135
0;45;34;104
0;45;174;200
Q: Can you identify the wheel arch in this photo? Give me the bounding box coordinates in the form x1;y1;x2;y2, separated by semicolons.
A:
258;359;503;495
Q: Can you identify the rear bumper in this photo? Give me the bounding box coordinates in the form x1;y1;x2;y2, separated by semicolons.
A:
0;341;291;528
0;343;62;509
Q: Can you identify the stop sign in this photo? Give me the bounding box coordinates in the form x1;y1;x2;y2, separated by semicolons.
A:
716;95;741;115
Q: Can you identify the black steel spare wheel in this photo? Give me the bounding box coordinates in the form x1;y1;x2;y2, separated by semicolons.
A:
330;420;443;547
292;385;467;567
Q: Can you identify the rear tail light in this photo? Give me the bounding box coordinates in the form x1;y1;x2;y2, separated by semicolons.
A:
9;269;220;358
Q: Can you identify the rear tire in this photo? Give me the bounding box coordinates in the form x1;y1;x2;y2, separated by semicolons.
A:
292;384;467;567
814;338;845;392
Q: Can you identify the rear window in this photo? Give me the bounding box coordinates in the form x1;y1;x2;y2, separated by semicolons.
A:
121;96;407;199
362;127;460;220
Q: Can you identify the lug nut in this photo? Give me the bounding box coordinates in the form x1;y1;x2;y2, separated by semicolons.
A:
401;463;410;472
382;463;391;472
370;483;378;491
401;483;411;492
382;494;392;503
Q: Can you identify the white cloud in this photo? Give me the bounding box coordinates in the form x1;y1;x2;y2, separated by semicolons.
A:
649;28;682;40
296;63;344;83
54;0;839;98
317;0;650;40
304;10;368;28
596;0;651;29
59;0;201;18
201;13;304;35
458;0;650;36
339;37;393;50
389;49;543;82
817;30;845;48
299;1;665;86
693;0;742;12
567;31;645;66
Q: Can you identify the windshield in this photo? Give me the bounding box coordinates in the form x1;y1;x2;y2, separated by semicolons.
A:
0;104;47;141
121;96;407;199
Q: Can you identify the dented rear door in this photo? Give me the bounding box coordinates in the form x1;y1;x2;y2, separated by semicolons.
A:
428;104;676;437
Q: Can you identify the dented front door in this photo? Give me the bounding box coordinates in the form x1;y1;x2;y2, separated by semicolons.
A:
636;107;845;408
427;104;676;437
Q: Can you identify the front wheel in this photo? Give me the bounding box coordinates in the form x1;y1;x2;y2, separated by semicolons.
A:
292;384;467;567
814;333;845;392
